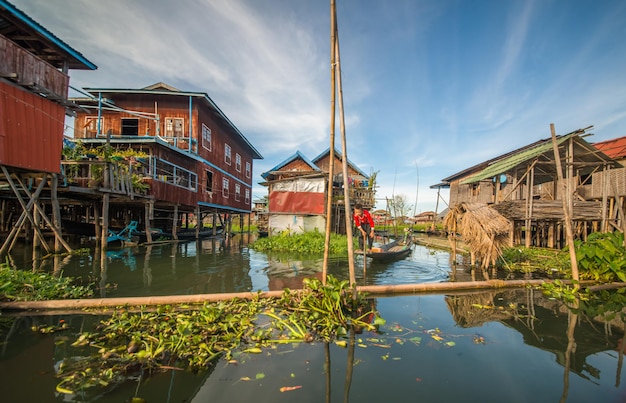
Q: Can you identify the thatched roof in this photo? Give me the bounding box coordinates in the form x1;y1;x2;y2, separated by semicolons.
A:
443;202;511;268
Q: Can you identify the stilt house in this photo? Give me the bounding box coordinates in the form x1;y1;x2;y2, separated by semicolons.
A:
67;82;263;242
438;127;621;248
260;148;374;235
0;0;96;255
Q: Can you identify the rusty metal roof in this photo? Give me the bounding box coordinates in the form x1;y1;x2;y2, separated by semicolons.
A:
593;136;626;160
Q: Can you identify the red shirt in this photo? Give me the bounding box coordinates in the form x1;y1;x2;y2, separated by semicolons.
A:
353;209;374;229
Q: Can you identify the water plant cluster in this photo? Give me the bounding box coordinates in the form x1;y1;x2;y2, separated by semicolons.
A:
251;230;351;254
498;231;626;283
0;259;93;301
54;276;382;394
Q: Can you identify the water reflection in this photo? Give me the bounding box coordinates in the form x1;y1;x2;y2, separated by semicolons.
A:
4;235;463;298
2;288;625;402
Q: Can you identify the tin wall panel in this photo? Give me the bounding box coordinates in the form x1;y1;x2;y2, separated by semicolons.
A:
0;81;64;173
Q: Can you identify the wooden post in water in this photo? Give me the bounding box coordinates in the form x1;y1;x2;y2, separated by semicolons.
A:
322;0;339;285
332;3;357;288
550;123;578;282
144;200;153;244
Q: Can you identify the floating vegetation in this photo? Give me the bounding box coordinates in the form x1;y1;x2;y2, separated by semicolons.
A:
497;246;570;274
53;276;383;395
0;259;94;301
251;230;350;254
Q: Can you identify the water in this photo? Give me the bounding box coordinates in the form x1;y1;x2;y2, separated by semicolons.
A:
1;235;625;402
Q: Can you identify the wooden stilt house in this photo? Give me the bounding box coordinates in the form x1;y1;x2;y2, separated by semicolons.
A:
438;127;621;249
0;0;96;255
260;148;375;235
66;82;263;243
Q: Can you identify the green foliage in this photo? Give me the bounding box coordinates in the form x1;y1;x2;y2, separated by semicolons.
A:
271;276;381;340
251;230;350;254
54;275;380;394
576;232;626;283
497;247;570;274
0;259;94;301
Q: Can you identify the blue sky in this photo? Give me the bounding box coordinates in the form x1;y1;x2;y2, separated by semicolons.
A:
13;0;626;213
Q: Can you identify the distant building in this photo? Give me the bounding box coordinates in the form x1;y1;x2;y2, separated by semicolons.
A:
260;148;374;235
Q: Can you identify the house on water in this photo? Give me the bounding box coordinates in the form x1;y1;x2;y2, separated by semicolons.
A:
260;148;374;235
437;126;622;249
0;0;96;255
66;82;263;243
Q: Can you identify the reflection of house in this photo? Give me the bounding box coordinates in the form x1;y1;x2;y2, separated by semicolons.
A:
437;127;622;248
0;0;96;254
446;289;622;381
260;148;375;235
66;82;262;241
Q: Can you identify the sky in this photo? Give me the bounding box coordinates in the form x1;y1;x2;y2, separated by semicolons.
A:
12;0;626;214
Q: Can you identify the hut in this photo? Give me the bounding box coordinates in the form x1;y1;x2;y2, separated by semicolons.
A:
443;202;511;268
437;127;621;250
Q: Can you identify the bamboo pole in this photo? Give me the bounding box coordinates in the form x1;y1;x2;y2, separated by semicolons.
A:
550;123;579;282
322;0;338;284
332;3;356;287
0;279;567;312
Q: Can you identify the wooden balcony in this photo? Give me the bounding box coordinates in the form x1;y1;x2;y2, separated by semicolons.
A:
61;159;146;197
0;35;69;101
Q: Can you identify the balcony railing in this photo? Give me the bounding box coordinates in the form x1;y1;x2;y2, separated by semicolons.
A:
0;36;69;100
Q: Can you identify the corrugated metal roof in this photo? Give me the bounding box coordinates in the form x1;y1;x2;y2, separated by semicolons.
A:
261;151;320;179
460;136;569;184
593;136;626;160
460;129;617;185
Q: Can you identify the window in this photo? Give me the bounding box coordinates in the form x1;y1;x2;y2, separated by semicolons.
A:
235;184;241;201
222;178;229;197
225;144;231;165
235;153;241;172
202;124;212;151
153;157;197;191
165;118;184;137
121;118;139;136
245;162;251;179
85;116;104;136
206;170;213;193
245;189;250;205
470;183;480;197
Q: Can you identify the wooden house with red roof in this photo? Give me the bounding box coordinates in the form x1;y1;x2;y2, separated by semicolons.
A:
0;0;96;254
261;148;375;235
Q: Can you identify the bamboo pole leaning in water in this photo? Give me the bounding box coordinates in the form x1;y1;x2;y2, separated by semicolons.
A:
0;279;598;313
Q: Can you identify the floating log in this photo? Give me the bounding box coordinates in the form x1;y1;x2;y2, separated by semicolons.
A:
0;279;577;313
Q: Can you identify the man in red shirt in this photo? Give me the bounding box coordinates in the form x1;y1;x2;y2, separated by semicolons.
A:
353;203;375;251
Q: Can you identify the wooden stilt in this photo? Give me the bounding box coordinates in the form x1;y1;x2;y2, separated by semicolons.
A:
172;205;179;240
144;200;153;244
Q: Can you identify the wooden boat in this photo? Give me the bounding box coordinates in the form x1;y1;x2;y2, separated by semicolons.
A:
365;237;413;262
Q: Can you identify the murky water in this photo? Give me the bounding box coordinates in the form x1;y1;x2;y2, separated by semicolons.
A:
1;235;625;402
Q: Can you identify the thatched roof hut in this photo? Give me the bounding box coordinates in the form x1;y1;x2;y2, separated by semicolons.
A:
443;202;511;268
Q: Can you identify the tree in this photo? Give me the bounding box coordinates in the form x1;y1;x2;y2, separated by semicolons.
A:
388;194;413;224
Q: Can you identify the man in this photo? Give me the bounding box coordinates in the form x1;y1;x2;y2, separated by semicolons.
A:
353;203;375;251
